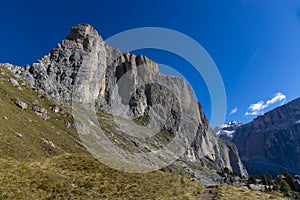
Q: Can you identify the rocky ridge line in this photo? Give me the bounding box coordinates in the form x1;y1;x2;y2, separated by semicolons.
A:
232;97;300;176
3;24;248;180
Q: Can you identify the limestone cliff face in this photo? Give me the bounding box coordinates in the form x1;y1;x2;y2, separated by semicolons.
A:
16;24;247;177
232;98;300;175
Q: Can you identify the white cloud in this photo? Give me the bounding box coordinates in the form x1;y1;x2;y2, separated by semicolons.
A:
266;92;286;106
229;107;238;115
245;110;259;116
245;92;286;116
249;100;265;111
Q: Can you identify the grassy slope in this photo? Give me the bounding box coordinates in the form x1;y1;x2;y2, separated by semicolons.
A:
0;65;204;199
0;154;204;199
0;65;86;161
0;65;284;199
217;184;284;200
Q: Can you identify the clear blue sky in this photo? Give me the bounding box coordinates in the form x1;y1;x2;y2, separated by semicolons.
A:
1;0;300;125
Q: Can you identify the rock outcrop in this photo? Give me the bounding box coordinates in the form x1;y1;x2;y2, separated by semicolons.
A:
8;24;247;179
232;97;300;176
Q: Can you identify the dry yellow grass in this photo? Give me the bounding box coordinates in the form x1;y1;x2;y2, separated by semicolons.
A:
217;184;284;200
0;64;205;199
0;154;204;199
0;65;288;199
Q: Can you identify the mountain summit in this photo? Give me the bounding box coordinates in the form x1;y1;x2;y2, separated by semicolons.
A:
6;24;247;180
214;121;243;140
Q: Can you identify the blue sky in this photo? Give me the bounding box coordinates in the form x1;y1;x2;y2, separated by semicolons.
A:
1;0;300;126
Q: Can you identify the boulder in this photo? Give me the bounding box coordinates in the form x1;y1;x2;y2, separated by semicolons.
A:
50;105;60;113
15;100;28;109
9;78;19;87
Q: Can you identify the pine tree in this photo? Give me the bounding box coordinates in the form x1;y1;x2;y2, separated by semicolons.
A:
266;174;273;186
283;170;294;190
280;179;291;196
261;173;269;185
247;176;256;185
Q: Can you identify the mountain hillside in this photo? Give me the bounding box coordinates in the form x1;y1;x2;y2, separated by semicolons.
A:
10;24;247;178
0;63;208;199
0;24;288;199
232;97;300;176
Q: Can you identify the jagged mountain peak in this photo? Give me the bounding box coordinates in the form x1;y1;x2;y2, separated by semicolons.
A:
5;24;248;179
214;121;243;141
65;24;104;52
67;24;102;41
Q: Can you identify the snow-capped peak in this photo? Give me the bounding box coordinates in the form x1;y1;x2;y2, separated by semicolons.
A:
213;121;243;140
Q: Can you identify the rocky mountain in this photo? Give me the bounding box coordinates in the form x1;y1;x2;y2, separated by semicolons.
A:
214;121;243;140
232;97;300;176
5;24;247;181
0;65;281;197
0;63;208;199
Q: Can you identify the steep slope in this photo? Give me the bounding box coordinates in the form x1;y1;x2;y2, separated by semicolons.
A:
0;64;207;199
232;97;300;176
13;23;247;178
0;64;86;160
1;24;292;198
0;70;280;199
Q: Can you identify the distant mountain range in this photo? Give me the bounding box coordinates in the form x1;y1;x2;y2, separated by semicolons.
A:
215;98;300;176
